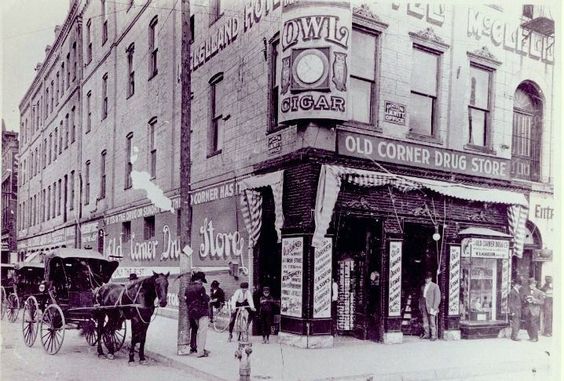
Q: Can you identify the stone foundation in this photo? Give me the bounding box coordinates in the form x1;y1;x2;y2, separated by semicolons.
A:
278;332;334;348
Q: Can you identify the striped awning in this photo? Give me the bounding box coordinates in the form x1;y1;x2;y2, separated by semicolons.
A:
239;170;285;249
312;165;528;257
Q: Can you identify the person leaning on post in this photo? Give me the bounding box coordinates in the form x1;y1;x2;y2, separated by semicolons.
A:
419;271;441;341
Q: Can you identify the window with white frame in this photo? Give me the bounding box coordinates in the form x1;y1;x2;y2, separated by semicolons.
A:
209;73;224;154
85;160;90;205
410;46;439;137
127;44;135;97
149;17;158;78
148;118;157;178
468;65;492;147
102;73;108;119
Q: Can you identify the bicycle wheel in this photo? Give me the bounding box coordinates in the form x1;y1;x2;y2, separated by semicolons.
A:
236;310;249;342
213;305;230;333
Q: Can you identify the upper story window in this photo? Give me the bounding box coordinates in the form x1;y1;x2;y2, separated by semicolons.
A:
66;53;71;88
45;88;50;117
125;132;133;189
209;73;224;155
523;5;534;18
56;72;60;103
100;150;107;199
85;160;91;205
468;65;493;148
210;0;224;24
410;46;440;138
43;138;47;168
102;0;108;44
71;107;76;143
144;215;155;240
350;28;377;125
127;44;135;97
268;38;280;131
61;62;65;92
59;121;63;154
148;17;158;79
72;42;77;80
70;170;75;211
511;82;543;182
86;19;92;63
54;126;59;159
102;73;108;120
65;114;70;149
50;81;54;112
48;133;52;164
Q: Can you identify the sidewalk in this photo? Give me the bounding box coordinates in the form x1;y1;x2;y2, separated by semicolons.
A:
137;315;557;381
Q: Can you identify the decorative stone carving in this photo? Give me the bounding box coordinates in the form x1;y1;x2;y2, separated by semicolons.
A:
412;27;445;44
343;197;373;210
353;4;380;22
467;46;502;67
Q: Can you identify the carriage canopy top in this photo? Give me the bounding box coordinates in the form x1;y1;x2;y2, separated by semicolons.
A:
44;248;119;285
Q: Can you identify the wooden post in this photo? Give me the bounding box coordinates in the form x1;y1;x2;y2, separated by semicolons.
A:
177;0;192;355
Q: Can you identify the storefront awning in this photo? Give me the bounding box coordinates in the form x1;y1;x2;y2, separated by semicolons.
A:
312;165;528;257
458;227;513;238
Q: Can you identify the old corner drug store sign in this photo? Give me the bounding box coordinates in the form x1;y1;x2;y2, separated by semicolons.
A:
279;1;352;123
338;131;511;180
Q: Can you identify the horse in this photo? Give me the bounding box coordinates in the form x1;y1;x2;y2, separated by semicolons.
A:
93;272;169;363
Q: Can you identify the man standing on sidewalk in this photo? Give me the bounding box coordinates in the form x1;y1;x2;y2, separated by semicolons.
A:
419;272;441;341
508;279;522;341
185;271;211;357
541;276;553;337
524;277;545;342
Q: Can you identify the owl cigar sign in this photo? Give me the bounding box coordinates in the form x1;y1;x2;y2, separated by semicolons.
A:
279;1;351;123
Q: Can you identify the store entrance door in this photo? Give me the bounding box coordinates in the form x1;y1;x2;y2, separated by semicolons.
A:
335;216;382;341
401;223;438;336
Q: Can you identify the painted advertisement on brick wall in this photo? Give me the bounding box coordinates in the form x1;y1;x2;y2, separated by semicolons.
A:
191;180;249;269
278;1;352;123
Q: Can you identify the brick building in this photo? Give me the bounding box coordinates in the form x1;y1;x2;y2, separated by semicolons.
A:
16;1;556;344
2;121;19;263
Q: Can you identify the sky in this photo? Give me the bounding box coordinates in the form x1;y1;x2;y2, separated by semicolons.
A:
1;0;70;132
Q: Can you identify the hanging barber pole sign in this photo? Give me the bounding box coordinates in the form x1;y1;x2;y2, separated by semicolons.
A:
279;1;351;123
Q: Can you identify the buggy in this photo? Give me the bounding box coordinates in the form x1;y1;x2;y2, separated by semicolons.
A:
38;248;125;355
1;260;46;323
1;263;17;321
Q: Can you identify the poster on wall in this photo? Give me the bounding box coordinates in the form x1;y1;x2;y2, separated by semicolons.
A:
281;237;304;317
313;238;332;318
388;240;402;317
337;258;355;331
278;1;352;123
448;246;461;316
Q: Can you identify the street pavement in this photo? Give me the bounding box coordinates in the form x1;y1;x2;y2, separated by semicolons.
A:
2;313;559;381
0;317;206;381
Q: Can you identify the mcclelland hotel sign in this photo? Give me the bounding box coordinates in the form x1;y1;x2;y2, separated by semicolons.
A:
278;1;352;123
338;131;511;180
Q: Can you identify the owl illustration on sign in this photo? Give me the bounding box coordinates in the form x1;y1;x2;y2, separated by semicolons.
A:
332;52;347;91
281;57;291;95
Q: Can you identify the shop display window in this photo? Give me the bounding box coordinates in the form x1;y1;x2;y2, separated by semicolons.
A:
460;257;504;322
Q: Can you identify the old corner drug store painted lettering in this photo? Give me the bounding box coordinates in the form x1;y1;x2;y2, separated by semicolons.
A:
338;131;510;180
105;224;181;262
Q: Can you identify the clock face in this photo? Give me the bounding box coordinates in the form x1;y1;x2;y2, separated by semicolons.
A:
295;53;325;84
292;49;329;88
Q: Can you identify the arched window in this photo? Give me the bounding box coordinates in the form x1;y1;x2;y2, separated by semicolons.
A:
511;82;542;181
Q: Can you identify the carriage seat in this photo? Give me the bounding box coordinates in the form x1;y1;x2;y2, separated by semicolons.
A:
69;290;94;307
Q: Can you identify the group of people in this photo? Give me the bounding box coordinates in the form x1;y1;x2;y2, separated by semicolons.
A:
183;271;278;358
509;275;553;342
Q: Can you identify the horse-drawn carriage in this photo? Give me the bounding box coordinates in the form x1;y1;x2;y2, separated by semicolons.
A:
1;262;18;321
1;260;46;323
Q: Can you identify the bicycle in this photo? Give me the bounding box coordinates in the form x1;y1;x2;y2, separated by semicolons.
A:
230;306;252;342
211;302;231;333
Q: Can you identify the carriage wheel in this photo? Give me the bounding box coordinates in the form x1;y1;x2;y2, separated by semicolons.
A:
22;296;40;347
102;318;127;352
7;293;20;322
0;286;6;320
84;319;97;346
40;304;65;355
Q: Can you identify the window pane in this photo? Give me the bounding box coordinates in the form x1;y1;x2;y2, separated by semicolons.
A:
352;30;375;80
409;93;433;135
469;108;486;146
350;77;371;123
411;48;437;96
469;66;489;109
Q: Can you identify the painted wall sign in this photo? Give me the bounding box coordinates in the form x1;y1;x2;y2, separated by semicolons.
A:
104;198;180;225
338;131;511;180
391;2;446;27
461;238;510;259
313;238;332;318
81;221;99;246
191;186;248;268
448;246;461;316
384;101;406;125
467;8;554;63
388;240;402;317
268;134;282;155
281;236;303;317
278;1;352;123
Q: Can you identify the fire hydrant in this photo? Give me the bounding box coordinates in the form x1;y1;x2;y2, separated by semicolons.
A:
234;341;253;381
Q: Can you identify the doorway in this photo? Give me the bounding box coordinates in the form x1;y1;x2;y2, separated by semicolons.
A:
334;215;382;341
401;223;438;336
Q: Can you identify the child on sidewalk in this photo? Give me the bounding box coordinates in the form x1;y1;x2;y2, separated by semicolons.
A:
259;286;275;343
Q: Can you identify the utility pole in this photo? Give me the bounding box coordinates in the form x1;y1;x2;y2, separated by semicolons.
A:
177;0;192;355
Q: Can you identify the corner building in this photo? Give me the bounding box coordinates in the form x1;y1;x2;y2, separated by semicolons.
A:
189;1;556;346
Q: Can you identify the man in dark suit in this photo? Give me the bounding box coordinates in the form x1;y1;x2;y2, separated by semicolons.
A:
419;272;441;341
508;279;522;341
524;277;545;342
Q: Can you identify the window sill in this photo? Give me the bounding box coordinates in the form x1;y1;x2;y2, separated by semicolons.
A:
267;124;290;135
148;71;158;81
406;131;442;145
207;149;222;158
463;144;496;155
341;120;383;133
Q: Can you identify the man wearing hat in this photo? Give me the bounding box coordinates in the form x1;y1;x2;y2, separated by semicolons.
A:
128;273;138;282
508;279;523;341
418;272;441;341
541;276;553;336
523;277;545;342
228;281;256;342
185;271;211;357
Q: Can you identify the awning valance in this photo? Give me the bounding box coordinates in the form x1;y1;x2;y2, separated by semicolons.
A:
312;165;528;258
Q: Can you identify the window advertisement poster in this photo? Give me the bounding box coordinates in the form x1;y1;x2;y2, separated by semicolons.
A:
384;101;406;125
388;240;402;317
313;238;332;318
279;1;352;123
281;236;304;317
461;238;509;259
448;246;461;316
